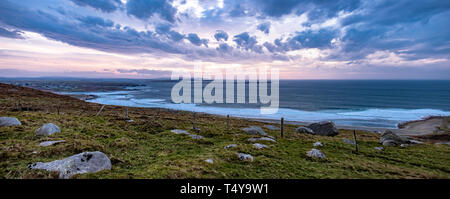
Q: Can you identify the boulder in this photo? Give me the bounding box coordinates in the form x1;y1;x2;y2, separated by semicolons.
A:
374;147;384;151
35;123;61;136
171;129;190;135
306;121;339;136
343;138;355;145
248;137;276;142
295;127;314;134
224;144;237;149
253;143;268;149
242;126;267;136
205;159;214;164
306;149;326;159
237;153;254;161
379;130;411;146
0;117;21;126
313;142;323;147
263;125;280;131
189;134;204;139
29;151;111;179
39;140;65;147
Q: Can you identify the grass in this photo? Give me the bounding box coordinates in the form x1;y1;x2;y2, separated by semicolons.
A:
0;83;449;179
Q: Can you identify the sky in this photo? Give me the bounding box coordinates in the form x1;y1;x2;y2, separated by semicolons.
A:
0;0;449;79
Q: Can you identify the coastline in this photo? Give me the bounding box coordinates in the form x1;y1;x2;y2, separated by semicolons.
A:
64;93;449;136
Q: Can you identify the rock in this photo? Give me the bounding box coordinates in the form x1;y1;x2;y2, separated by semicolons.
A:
224;144;237;149
0;117;21;126
126;119;134;123
189;134;204;139
400;144;409;147
343;138;355;145
379;130;411;146
39;140;65;147
29;151;111;179
295;127;314;134
374;147;384;151
306;121;339;136
253;143;268;149
242;126;267;136
306;149;326;159
248;137;276;142
171;129;190;135
171;129;203;139
237;153;254;161
35;123;61;136
313;142;323;147
205;159;214;164
409;140;424;145
263;125;280;131
435;142;450;146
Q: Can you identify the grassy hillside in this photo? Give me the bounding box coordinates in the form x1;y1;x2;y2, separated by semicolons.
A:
0;83;449;179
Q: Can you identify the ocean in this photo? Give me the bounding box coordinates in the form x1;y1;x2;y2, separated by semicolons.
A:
54;79;450;128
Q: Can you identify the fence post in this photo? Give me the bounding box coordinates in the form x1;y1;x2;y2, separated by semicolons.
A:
353;130;359;152
280;117;284;138
96;105;105;116
226;114;230;133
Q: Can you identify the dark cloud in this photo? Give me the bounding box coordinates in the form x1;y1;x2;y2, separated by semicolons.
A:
0;27;24;39
186;33;208;47
214;30;228;41
0;0;185;55
69;0;122;13
126;0;177;22
257;22;271;34
155;23;185;42
233;32;263;53
216;43;233;53
77;16;114;27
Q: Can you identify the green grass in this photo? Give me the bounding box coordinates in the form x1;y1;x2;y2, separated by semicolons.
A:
0;84;449;179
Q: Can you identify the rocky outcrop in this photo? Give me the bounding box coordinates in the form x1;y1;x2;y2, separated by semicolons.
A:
343;138;355;145
306;121;339;136
242;126;267;136
28;151;111;179
35;123;61;136
0;117;21;127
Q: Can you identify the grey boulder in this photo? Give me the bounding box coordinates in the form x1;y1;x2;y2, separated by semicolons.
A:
29;151;111;179
39;140;65;147
379;130;411;146
248;137;276;143
237;153;254;161
343;138;356;145
0;117;21;126
295;127;314;134
306;149;326;159
313;142;323;147
253;143;268;149
35;123;61;136
263;125;280;131
306;121;339;136
224;144;238;149
242;126;267;136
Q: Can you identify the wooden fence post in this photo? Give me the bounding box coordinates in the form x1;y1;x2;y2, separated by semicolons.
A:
280;117;284;138
353;130;359;152
226;114;230;133
96;105;105;116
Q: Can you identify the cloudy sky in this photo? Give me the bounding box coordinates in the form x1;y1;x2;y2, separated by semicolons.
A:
0;0;449;79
